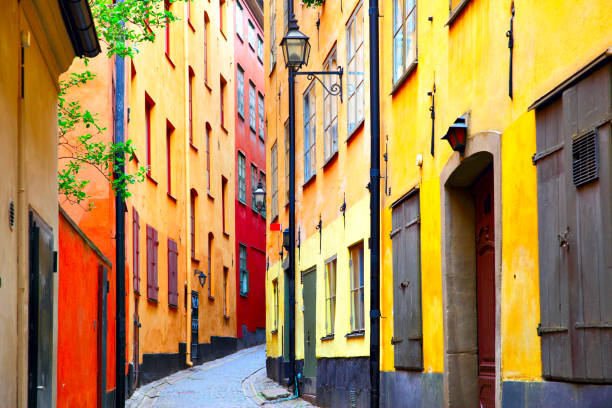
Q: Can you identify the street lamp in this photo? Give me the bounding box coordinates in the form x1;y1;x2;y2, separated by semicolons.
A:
253;180;266;212
442;115;468;154
194;270;207;289
280;25;311;68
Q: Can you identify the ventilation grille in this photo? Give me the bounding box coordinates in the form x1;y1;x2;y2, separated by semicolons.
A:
572;131;599;187
9;200;15;230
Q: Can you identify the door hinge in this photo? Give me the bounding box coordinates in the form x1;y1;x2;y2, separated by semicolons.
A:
536;322;568;336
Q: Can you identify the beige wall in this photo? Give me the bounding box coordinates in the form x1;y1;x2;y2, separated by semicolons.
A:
0;0;76;406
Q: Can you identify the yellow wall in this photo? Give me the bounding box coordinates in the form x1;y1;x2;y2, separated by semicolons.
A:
378;0;612;382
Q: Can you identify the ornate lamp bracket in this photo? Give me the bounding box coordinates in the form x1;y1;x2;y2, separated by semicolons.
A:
295;67;344;102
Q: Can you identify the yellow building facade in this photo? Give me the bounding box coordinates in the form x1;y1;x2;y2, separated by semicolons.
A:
266;0;612;407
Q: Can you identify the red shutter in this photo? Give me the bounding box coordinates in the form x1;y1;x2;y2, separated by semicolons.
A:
168;239;178;307
133;209;140;294
146;225;154;300
153;228;159;300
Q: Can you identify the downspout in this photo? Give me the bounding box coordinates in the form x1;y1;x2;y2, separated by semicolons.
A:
114;1;127;404
368;0;381;406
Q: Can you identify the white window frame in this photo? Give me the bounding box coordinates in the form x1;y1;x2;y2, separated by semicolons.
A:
323;48;339;161
303;83;316;183
393;0;417;84
346;3;365;135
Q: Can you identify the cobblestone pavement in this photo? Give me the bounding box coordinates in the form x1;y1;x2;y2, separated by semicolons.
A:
127;345;314;408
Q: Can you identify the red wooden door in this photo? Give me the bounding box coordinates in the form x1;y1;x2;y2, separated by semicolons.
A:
472;166;495;408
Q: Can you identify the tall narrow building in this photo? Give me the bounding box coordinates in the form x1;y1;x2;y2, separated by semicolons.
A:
233;0;267;348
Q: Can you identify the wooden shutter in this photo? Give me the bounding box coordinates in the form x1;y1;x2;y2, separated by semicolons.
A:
535;62;612;381
146;225;154;300
391;190;423;370
133;209;140;294
168;239;178;307
153;228;159;300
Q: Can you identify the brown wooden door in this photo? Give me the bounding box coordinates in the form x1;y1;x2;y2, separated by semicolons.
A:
472;166;495;408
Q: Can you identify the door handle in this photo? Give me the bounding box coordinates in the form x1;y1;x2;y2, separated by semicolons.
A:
37;385;45;390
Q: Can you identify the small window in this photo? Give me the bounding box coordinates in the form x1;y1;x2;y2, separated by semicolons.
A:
238;153;246;204
204;13;210;83
207;233;214;298
248;20;255;49
145;94;155;176
258;93;265;140
259;171;266;218
251;163;258;212
393;0;417;83
166;120;175;195
257;35;264;62
223;267;229;317
269;0;277;71
239;244;249;296
237;66;245;118
220;76;227;127
284;121;289;203
272;279;279;331
236;1;244;39
222;176;228;234
323;48;339;161
249;82;257;131
164;0;171;57
325;257;337;336
271;142;278;220
349;242;365;332
206;124;212;192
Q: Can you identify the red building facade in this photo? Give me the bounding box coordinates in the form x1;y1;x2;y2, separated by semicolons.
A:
233;0;266;347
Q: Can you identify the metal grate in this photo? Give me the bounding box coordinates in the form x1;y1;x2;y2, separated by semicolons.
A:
9;200;15;230
572;130;599;187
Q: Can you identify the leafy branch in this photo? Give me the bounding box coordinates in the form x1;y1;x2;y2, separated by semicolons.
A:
301;0;324;8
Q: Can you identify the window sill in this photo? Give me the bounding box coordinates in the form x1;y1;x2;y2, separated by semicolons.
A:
147;297;158;304
320;334;334;341
169;304;178;310
188;20;195;32
165;53;176;69
303;174;316;189
204;81;212;92
346;119;365;143
446;0;471;26
237;33;243;42
240;293;248;298
220;30;227;41
167;193;177;203
269;61;276;77
146;174;158;185
271;214;279;223
391;60;418;96
191;257;200;264
258;57;263;65
345;330;365;339
223;231;230;239
190;143;199;152
221;124;229;134
208;296;215;301
238;112;245;121
224;314;230;320
271;329;278;335
322;150;338;170
238;199;247;206
207;191;214;201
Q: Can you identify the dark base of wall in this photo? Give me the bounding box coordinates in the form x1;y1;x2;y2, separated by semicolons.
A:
193;336;239;365
103;388;116;408
139;342;187;386
380;371;443;408
502;380;612;408
237;325;266;350
316;357;370;408
266;356;290;386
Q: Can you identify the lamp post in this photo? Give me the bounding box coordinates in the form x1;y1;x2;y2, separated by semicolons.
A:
280;4;343;395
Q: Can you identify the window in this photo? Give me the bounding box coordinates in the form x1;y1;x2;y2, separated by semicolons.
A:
258;93;265;140
323;49;339;161
220;76;227;127
236;1;244;39
238;153;246;204
272;279;279;331
219;0;226;35
239;244;248;296
346;3;365;134
190;190;197;259
204;13;209;83
145;94;154;176
248;20;256;50
349;242;365;332
133;209;140;294
166;120;174;195
303;84;316;183
259;171;266;218
251;163;258;211
284;121;289;203
222;177;228;234
206;124;212;192
223;267;229;317
257;35;264;62
534;66;612;383
164;0;171;57
207;233;214;297
393;0;417;83
391;192;423;370
271;142;278;220
249;82;256;131
237;66;245;118
146;225;159;301
269;0;277;71
189;67;194;144
167;238;179;307
325;257;337;336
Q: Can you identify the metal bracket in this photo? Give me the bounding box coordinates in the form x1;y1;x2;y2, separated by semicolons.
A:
295;67;344;102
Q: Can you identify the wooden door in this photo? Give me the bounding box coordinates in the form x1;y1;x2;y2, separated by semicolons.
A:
302;268;317;378
472;166;495;408
97;265;108;408
191;291;199;361
28;212;54;408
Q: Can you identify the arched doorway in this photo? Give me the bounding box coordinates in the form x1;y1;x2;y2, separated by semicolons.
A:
440;132;502;408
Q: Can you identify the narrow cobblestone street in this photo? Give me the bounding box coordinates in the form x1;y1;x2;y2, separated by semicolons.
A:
127;345;314;408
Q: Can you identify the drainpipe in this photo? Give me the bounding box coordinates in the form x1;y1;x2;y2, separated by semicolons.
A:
368;0;381;406
287;0;297;395
114;16;127;408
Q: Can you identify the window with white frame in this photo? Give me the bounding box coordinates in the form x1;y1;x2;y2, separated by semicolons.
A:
323;49;339;161
257;35;264;62
303;84;316;183
393;0;417;83
239;244;248;296
271;142;278;220
269;0;277;71
272;279;279;331
238;152;246;203
251;163;258;212
349;242;365;332
346;3;365;134
258;93;265;140
249;82;257;131
248;20;255;49
284;121;289;203
237;66;245;117
325;257;337;336
236;1;244;39
260;171;266;218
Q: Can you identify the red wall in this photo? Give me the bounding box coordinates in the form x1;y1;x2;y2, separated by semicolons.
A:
58;211;116;407
234;0;266;338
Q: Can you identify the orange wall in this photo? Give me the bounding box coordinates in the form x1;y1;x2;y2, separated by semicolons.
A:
58;212;115;407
